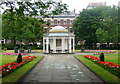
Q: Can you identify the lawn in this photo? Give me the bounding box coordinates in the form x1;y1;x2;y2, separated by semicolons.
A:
2;50;14;53
1;55;17;66
75;50;118;53
2;49;43;53
2;55;44;83
94;53;118;64
75;53;119;83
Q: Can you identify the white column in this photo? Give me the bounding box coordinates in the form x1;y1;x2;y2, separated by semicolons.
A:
73;37;75;53
62;37;65;53
46;37;49;53
4;39;5;44
53;37;56;53
43;37;45;53
69;37;71;53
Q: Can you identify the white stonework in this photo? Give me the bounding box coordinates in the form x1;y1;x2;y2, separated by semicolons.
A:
46;37;49;53
43;26;75;53
43;37;45;53
69;37;71;53
53;37;56;53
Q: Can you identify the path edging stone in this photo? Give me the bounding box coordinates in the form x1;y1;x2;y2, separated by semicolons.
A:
17;56;44;83
74;56;108;84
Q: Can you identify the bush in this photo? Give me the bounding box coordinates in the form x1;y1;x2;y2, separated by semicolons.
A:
17;53;22;64
99;53;104;62
3;48;7;51
31;44;43;50
75;45;81;50
15;43;20;48
2;43;14;50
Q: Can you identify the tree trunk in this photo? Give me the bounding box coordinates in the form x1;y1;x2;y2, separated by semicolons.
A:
107;42;109;49
13;38;16;47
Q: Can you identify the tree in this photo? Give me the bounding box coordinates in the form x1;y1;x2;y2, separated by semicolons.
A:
73;7;105;48
95;27;108;43
73;6;119;49
98;6;118;43
1;0;68;46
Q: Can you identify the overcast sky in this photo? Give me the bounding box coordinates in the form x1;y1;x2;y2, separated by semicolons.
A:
1;0;119;14
61;0;119;13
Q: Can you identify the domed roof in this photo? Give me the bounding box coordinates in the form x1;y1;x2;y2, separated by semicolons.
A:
49;26;68;33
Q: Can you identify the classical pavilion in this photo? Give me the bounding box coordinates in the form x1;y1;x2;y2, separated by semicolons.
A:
43;26;75;53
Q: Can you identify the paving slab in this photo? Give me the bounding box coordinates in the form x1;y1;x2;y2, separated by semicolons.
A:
21;53;105;83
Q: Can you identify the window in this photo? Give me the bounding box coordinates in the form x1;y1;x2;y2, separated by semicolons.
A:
44;28;47;33
56;39;61;46
70;20;73;25
58;21;60;25
51;21;54;25
64;21;67;25
70;28;73;33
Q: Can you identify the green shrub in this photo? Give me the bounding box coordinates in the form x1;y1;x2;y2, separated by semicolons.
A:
99;53;104;62
2;43;14;50
75;45;81;50
3;48;7;51
17;53;22;64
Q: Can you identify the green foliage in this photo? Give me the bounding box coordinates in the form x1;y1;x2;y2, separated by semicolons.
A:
3;48;7;51
98;6;119;43
73;6;119;49
73;7;103;47
2;43;14;50
95;27;108;43
17;53;22;64
1;0;68;46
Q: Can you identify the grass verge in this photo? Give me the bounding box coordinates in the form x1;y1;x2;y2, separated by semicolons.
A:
75;55;119;83
94;53;118;64
2;56;44;83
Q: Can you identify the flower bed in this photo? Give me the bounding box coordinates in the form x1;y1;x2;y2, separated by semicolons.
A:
85;50;117;55
2;52;29;56
84;55;120;78
0;56;36;78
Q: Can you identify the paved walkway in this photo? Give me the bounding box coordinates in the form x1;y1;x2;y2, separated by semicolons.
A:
22;53;105;83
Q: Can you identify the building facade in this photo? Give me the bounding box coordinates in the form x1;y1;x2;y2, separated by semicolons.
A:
42;11;78;33
118;1;120;7
87;2;106;9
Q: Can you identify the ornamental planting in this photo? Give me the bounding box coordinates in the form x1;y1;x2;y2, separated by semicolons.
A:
2;52;29;56
0;56;36;78
84;55;120;78
84;50;117;55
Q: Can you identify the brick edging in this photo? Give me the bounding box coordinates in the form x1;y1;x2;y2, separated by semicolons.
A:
17;56;44;83
74;56;108;84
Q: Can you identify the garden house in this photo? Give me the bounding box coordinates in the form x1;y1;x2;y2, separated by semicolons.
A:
43;26;75;53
